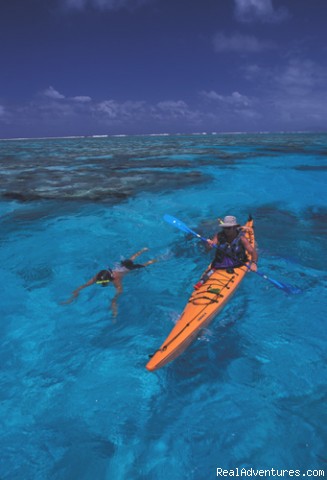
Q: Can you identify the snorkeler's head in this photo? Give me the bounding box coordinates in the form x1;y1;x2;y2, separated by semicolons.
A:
95;269;114;287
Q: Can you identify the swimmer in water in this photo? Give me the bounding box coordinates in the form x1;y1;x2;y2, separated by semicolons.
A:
62;248;156;317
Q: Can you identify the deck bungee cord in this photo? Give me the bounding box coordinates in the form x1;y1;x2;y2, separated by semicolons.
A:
147;261;243;362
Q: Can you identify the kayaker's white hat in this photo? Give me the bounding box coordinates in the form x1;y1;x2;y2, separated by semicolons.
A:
219;215;239;228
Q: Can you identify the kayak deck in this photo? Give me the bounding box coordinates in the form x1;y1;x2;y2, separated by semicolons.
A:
146;219;254;371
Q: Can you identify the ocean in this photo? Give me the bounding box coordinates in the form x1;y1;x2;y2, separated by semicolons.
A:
0;133;326;479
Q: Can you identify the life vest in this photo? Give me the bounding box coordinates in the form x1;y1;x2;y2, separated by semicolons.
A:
212;230;247;269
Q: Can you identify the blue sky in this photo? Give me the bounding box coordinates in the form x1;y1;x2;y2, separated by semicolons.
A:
1;0;327;138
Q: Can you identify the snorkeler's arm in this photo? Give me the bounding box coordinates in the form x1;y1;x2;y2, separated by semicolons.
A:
241;237;258;271
111;275;123;317
73;277;97;295
129;247;148;261
142;258;157;267
61;276;97;304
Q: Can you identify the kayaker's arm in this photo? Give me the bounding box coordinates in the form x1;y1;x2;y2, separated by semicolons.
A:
206;234;218;248
241;237;258;271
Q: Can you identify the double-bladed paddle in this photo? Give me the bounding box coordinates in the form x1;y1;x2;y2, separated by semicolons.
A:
164;214;301;294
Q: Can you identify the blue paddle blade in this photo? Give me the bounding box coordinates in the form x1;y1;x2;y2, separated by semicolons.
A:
255;270;301;294
284;284;302;294
163;214;202;239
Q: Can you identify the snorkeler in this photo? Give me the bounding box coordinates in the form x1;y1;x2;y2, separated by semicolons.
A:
62;248;156;317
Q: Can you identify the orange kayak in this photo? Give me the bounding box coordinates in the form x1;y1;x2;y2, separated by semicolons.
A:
146;218;255;371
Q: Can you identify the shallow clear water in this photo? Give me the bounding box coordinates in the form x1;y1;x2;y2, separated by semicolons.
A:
0;133;326;479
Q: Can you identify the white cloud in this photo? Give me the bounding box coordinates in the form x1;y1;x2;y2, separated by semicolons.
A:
239;57;327;128
277;59;324;93
92;98;201;128
157;100;190;116
234;0;289;23
228;91;252;107
213;31;274;53
96;100;119;118
199;91;221;101
96;99;146;119
4;64;327;136
242;63;262;81
43;86;65;100
72;95;92;102
201;90;252;108
199;89;262;125
152;100;201;123
244;58;327;95
119;100;146;117
62;0;154;11
63;0;85;7
41;87;92;103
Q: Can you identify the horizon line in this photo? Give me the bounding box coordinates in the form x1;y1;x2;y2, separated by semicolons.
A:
1;130;326;142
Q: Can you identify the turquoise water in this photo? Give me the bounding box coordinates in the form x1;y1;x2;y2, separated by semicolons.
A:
0;133;326;479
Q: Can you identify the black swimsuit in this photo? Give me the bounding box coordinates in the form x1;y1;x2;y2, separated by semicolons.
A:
121;259;144;270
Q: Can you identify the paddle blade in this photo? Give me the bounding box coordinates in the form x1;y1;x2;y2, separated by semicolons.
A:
163;214;200;238
280;283;302;295
255;270;301;294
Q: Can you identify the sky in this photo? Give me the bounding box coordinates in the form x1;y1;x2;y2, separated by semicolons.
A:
0;0;327;138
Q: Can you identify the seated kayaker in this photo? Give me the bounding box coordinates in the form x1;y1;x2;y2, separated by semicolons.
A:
62;247;156;317
194;215;258;289
208;215;258;271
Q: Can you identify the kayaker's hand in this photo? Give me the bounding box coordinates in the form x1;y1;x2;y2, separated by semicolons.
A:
249;262;258;272
207;239;215;247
